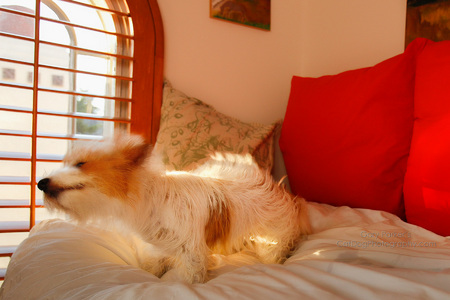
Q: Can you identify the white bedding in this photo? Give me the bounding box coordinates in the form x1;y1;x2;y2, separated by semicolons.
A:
1;202;450;300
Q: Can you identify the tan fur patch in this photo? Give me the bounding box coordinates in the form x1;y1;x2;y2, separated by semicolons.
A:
205;201;231;251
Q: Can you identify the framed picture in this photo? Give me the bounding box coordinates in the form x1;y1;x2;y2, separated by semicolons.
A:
210;0;271;31
405;0;450;47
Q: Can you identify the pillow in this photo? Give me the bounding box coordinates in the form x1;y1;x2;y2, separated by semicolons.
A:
156;80;279;171
279;38;428;218
403;39;450;236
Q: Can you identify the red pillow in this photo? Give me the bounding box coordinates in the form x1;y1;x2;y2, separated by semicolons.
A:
403;40;450;236
280;38;428;218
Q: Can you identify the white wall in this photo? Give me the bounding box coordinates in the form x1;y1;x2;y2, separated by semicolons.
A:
158;0;407;177
298;1;407;77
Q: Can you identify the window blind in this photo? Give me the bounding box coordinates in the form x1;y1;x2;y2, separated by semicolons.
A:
0;0;134;282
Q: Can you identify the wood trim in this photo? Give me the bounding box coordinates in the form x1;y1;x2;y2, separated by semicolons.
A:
127;0;164;144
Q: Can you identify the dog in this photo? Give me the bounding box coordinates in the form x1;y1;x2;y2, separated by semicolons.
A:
37;134;310;283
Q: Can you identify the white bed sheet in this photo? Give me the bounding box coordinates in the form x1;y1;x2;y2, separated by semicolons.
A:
1;202;450;300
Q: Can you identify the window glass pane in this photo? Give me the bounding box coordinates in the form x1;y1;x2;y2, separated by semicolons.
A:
1;67;15;80
0;111;32;132
0;258;11;277
0;135;31;157
0;161;30;178
76;73;115;97
76;118;104;136
38;91;71;112
0;9;34;38
38;67;70;90
0;232;29;247
38;67;121;98
0;208;30;222
75;96;116;117
38;91;117;118
70;0;110;10
37;138;69;160
43;0;110;31
73;27;119;54
0;0;135;282
0;86;33;109
39;20;71;46
0;207;29;231
0;219;28;231
40;20;124;55
0;61;34;87
37;114;71;135
37;114;115;137
0;6;34;38
77;54;120;76
0;1;36;13
0;185;30;203
38;44;70;68
0;36;35;63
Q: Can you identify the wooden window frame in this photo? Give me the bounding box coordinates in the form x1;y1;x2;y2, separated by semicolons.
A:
127;0;164;144
0;0;164;281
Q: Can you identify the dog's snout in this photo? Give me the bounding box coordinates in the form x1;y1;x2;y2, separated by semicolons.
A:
38;178;50;192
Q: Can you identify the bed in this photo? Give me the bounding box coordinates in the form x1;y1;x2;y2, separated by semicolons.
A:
1;201;450;299
2;1;450;299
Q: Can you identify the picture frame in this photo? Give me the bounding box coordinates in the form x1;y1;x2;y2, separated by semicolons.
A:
210;0;271;31
405;0;450;47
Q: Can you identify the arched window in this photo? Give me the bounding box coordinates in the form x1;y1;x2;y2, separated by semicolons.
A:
0;0;163;282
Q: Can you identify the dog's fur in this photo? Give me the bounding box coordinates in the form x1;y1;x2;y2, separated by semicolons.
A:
38;134;310;283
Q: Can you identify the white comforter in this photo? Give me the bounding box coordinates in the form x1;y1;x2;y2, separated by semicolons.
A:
2;202;450;300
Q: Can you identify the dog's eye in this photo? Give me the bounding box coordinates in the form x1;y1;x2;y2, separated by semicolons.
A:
75;162;86;168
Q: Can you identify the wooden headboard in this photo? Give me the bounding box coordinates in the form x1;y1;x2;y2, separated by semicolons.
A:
127;0;164;144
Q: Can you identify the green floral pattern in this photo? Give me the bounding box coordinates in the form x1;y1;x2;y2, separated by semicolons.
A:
155;80;279;171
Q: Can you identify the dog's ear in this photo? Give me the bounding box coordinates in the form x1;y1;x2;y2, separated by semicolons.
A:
115;134;152;165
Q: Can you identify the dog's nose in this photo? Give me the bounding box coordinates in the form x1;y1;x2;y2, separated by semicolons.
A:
38;178;50;192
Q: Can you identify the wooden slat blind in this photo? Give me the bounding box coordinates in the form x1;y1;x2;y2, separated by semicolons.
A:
0;0;138;282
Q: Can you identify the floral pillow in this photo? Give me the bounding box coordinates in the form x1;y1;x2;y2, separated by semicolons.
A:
155;80;279;171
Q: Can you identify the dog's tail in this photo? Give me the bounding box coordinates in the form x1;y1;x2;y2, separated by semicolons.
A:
293;195;312;236
277;175;312;236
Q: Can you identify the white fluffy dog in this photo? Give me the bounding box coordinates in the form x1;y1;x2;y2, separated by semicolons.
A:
38;134;310;283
